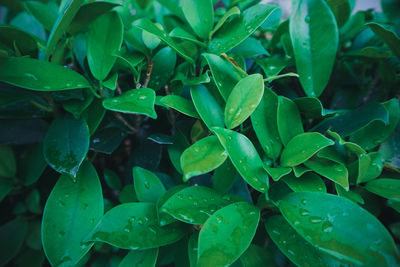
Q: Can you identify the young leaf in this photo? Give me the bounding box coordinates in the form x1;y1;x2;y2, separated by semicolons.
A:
251;88;282;160
202;53;246;101
191;85;225;130
277;96;304;145
282;172;327;193
225;74;264;129
87;12;123;81
41;161;104;267
208;4;279;53
133;166;166;203
181;0;214;39
0;57;90;91
119;249;158;267
160;186;235;225
213;127;269;193
181;136;228;181
280;132;334;167
159;95;200;119
197;202;260;267
43;115;90;177
290;0;339;97
279;192;400;266
86;202;186;249
102;88;157;119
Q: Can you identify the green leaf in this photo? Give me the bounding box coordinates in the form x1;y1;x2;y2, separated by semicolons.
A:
42;161;104;267
169;27;206;47
24;1;58;31
148;46;177;91
355;152;383;184
335;184;364;204
43;115;90;177
239;244;277;267
294;97;335;119
367;22;400;59
230;37;270;58
208;4;278;53
168;130;190;174
202;53;246;101
87;202;186;249
161;186;235;225
0;144;16;178
0;178;14;202
266;215;341;266
251;88;282;160
0;25;38;57
225;74;264;129
304;157;348;190
327;0;351;27
133;19;194;63
0;57;90;91
191;85;225;130
253;57;286;77
119;184;138;204
160;95;200;119
119;249;158;267
213;127;269;193
277;96;304;146
197;202;260;267
133;167;166;203
264;166;292;182
282;172;327;193
103;169;122;190
157;185;187;226
0;217;28;266
102;88;157;119
290;0;339;97
280;132;334;167
181;136;228;181
209;6;240;39
279;192;400;266
181;0;214;39
212;159;237;194
46;0;84;60
88;12;123;81
188;232;199;267
365;179;400;200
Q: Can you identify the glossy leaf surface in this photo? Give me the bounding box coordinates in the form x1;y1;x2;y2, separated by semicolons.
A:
133;167;166;203
304;157;348;190
280;132;334;167
43;116;90;177
208;4;278;53
197;202;260;266
213;127;268;193
119;248;158;267
0;57;90;91
181;0;213;39
87;202;186;249
181;136;228;181
367;22;400;59
103;88;157;119
279;192;400;266
277;96;304;145
225;74;264;129
42;161;103;267
161;186;234;225
290;0;339;97
88;12;123;81
159;95;200;119
365;179;400;200
282;172;327;193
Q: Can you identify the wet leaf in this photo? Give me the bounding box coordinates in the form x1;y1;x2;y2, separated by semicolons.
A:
119;248;158;267
86;202;186;249
279;192;400;266
282;172;327;193
181;136;228;181
225;74;264;129
264;166;292;182
133;166;166;203
277;96;304;146
0;57;90;91
160;95;200;119
365;179;400;200
88;12;123;81
304;157;348;190
208;4;278;53
209;6;240;38
160;186;235;225
290;0;338;97
103;88;157;119
213;127;269;193
43;115;90;177
148;46;177;91
197;202;260;267
212;158;237;194
42;161;104;267
181;0;213;39
280;132;334;167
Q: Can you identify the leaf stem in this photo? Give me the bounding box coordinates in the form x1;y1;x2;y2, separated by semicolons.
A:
113;112;137;134
143;58;154;88
29;100;53;112
263;72;299;82
220;53;248;76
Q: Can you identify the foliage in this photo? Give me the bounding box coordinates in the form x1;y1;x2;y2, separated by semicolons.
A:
0;0;400;266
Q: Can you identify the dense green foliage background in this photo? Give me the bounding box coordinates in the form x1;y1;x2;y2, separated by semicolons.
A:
0;0;400;266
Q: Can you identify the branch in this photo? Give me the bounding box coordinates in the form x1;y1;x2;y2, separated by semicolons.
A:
113;112;137;134
143;60;154;88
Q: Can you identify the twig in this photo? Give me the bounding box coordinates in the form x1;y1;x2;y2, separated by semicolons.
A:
30;100;53;112
220;53;248;76
113;112;137;134
143;59;154;88
263;72;299;82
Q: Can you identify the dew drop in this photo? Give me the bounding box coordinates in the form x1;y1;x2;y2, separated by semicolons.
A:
322;221;333;233
25;73;38;80
304;16;310;23
309;216;323;223
139;95;147;100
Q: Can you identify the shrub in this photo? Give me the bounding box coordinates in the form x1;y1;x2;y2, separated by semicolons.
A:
0;0;400;266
